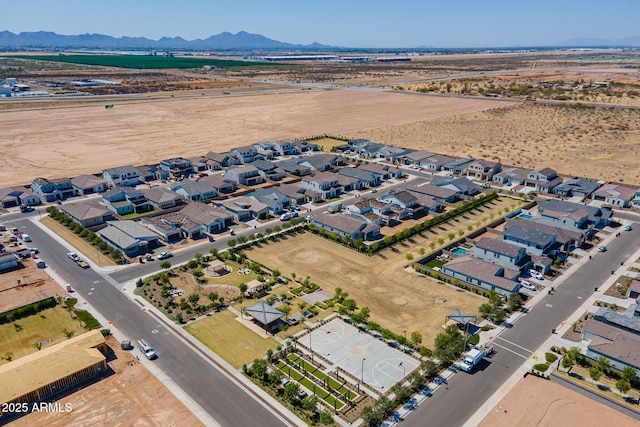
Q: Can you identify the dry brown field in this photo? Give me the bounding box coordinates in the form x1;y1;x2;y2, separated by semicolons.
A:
0;90;502;187
9;336;204;427
479;375;637;427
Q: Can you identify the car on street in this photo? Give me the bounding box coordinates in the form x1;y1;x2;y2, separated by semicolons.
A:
36;261;46;268
157;251;173;260
280;213;292;221
598;246;607;252
21;234;31;242
624;225;632;231
27;247;39;253
370;189;377;193
529;269;544;280
20;206;34;213
67;252;80;262
520;280;536;291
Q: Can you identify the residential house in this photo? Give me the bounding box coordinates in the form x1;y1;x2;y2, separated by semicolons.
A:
593;303;640;337
298;153;344;172
276;159;312;176
335;174;364;192
61;202;115;227
0;186;39;208
358;163;403;180
312;213;381;241
277;184;309;205
256;140;299;157
592;184;637;208
473;237;531;273
537;199;613;230
442;158;475;175
71;175;107;196
553;178;601;198
465;159;501;181
190;156;221;171
102;187;152;215
377;145;411;163
356;142;385;158
632;189;640;209
31;177;75;202
420;154;456;172
401;150;435;166
248;188;291;215
252;160;286;182
431;176;479;196
300;172;343;199
253;142;277;160
231;145;262;164
585;322;640;377
524;167;563;193
100;220;160;257
159;158;194;178
204;151;241;168
346;198;392;225
179;203;234;235
144;187;183;210
492;167;529;186
338;167;382;187
171;180;217;203
441;255;521;296
0;254;19;273
224;165;264;186
214;196;270;221
136;165;170;183
380;190;424;218
502;223;556;256
140;215;183;242
626;280;640;299
503;218;585;252
406;184;458;203
102;165;141;187
201;174;238;194
292;140;319;153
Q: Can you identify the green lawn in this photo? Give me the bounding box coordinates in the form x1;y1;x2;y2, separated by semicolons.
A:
425;259;446;269
288;354;358;400
184;309;278;369
0;305;86;365
275;360;344;410
203;261;260;286
122;209;158;219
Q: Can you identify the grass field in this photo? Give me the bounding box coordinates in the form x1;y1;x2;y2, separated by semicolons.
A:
184;309;279;369
247;198;518;346
0;305;86;365
41;216;115;267
11;54;290;70
275;360;345;410
306;137;347;151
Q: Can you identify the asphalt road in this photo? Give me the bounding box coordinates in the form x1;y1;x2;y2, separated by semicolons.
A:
403;226;640;427
9;218;291;427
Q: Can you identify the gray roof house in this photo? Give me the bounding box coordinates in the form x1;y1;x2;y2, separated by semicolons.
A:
442;158;475;175
473;237;531;273
102;187;151;215
465;159;501;181
31;177;75;202
201;174;238;194
61;202;115;227
144;187;184;210
276;184;308;205
420;154;456;171
503;218;585;251
553;178;601;198
401;150;435;165
300;173;343;199
224;165;264;186
524;167;563;193
338;167;382;187
335;174;364;192
492;167;529;186
252;160;286;182
537;199;613;230
204;152;241;168
159;157;194;178
276;159;312;176
171;180;217;203
231;145;262;164
100;220;160;257
190;156;221;171
377;145;411;162
0;186;40;208
406;184;458;203
358;163;403;180
502;223;556;256
71;175;107;195
179;203;234;234
312;213;381;241
594;303;640;336
136;165;170;182
102;165;141;187
214;196;270;221
292;140;319;153
298;154;343;172
592;184;637;208
248;188;291;214
441;255;521;296
431;176;479;196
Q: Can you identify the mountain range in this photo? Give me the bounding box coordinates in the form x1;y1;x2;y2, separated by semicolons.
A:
0;30;333;50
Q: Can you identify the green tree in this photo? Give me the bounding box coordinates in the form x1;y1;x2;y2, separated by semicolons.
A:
622;366;637;382
561;355;573;369
437;238;445;246
284;382;300;402
434;325;465;364
411;331;422;346
598;357;611;373
320;409;334;425
429;242;436;251
280;305;292;321
342;299;357;312
421;360;440;379
239;283;248;294
271;268;281;278
188;293;200;307
208;292;219;303
174;312;183;324
508;293;523;311
251;358;268;382
268;369;283;386
589;366;602;382
302;396;318;412
616;378;631;395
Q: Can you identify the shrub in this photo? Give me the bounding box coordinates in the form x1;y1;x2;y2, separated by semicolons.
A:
468;334;480;346
100;328;111;336
545;352;558;363
533;363;549;372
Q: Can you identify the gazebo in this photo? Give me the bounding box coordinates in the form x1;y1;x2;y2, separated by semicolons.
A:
447;309;477;350
243;301;284;334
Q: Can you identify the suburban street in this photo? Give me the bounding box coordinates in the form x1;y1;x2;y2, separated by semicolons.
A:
7;218;293;427
403;224;640;427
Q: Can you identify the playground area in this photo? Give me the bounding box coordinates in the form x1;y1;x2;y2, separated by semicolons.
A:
299;318;420;391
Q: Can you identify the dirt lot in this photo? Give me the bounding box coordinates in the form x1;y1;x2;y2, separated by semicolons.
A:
10;335;204;427
0;258;60;313
247;231;485;346
479;375;637;427
0;90;503;187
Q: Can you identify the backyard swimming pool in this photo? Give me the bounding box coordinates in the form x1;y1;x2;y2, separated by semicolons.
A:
451;248;468;255
519;214;534;220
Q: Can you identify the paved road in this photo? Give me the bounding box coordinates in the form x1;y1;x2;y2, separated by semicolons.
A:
9;219;291;427
403;226;640;427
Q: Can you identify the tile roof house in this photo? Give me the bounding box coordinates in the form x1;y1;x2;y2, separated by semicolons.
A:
179;203;234;234
465;159;502;181
473;237;531;273
61;201;115;227
586;329;640;377
100;220;160;257
312;213;381;241
441;255;521;296
338;167;382;187
248;188;291;214
358;163;403;180
537;199;613;230
0;186;40;208
102;165;141;187
201;174;238;194
171;180;217;203
553;177;601;198
224;165;264;186
301;172;343;199
204;152;241;168
276;159;312;176
430;176;479;196
524;167;563;193
252;160;286;182
144;187;184;210
442;158;475;175
159;157;194;178
492;167;529;186
406;184;458;203
401;150;435;165
592;183;637;208
31;177;75;202
71;175;108;196
214;196;270;221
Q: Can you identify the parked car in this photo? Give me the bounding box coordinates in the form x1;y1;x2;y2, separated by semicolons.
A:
67;252;80;262
157;252;173;260
598;246;607;252
36;261;46;268
529;269;544;280
146;254;153;261
21;234;31;242
520;280;536;291
27;247;39;254
20;205;34;213
280;213;292;221
624;225;632;231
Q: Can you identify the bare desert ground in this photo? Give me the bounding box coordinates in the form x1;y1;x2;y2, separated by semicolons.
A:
9;336;204;427
479;375;637;427
0;90;503;187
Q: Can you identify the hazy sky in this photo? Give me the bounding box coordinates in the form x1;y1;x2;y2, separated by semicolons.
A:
5;0;639;48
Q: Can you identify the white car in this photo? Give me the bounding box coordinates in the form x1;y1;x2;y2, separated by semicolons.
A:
157;252;173;260
67;252;80;262
520;280;536;291
529;269;544;280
